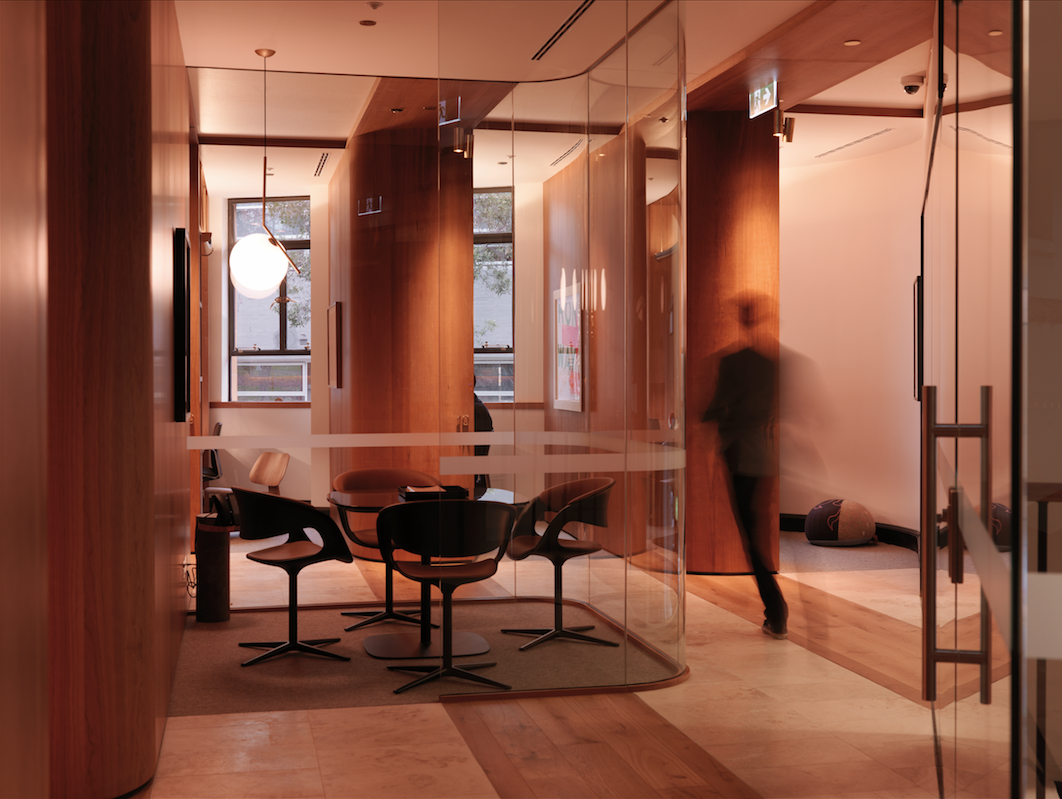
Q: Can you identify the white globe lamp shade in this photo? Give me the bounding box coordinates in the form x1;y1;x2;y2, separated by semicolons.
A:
229;233;289;299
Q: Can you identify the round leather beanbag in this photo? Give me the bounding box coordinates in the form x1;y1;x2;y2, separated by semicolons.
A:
805;499;876;547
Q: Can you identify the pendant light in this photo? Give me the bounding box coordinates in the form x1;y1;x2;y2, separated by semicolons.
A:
229;48;300;299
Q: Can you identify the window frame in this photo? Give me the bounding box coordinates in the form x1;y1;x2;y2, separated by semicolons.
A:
472;187;515;403
227;195;312;402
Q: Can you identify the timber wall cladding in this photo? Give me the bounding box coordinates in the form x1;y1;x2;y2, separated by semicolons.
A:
541;130;650;556
685;110;780;574
0;2;49;797
328;78;511;496
46;1;190;796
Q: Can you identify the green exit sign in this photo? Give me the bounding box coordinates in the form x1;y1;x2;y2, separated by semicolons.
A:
749;81;777;119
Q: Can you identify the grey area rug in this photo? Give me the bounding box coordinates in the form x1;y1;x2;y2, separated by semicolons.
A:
168;601;677;717
778;530;920;573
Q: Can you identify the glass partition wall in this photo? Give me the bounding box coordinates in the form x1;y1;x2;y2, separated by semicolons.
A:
921;0;1014;794
295;0;687;694
432;0;687;689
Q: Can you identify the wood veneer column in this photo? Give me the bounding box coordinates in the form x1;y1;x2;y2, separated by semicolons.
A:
0;2;49;796
328;79;510;518
686;110;780;574
540;129;650;556
46;1;190;795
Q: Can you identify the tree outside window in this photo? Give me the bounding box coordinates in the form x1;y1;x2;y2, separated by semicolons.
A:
474;189;514;402
228;197;311;402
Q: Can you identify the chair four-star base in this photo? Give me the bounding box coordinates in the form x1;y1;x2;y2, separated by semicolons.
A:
388;588;509;693
237;547;351;667
502;560;619;651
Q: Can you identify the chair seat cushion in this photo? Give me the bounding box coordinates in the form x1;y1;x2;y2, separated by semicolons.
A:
347;526;378;548
395;559;498;586
247;539;322;564
510;534;601;559
557;538;601;556
509;535;540;559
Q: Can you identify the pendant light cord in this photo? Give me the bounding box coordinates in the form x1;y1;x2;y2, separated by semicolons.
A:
262;50;267;227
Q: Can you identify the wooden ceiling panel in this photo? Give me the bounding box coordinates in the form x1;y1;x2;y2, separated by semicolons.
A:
942;0;1013;78
355;77;515;137
689;0;935;113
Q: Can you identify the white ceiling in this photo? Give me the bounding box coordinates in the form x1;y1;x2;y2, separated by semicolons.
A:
177;0;1007;198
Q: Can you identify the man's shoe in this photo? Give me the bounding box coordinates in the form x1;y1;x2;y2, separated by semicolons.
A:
762;621;787;640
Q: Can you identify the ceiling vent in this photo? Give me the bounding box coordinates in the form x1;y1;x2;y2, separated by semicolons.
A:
314;152;329;177
815;128;894;159
532;0;595;61
950;125;1012;150
551;140;584;167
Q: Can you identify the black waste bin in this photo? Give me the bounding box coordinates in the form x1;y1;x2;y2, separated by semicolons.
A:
195;513;235;622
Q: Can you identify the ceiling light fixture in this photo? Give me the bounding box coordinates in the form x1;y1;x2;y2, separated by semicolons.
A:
229;49;300;300
988;29;1003;37
844;39;862;46
452;127;473;159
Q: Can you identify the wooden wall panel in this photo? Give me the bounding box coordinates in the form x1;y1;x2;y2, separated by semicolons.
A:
686;110;780;574
540;130;651;555
0;2;49;796
46;1;189;795
328;81;483;505
150;0;192;756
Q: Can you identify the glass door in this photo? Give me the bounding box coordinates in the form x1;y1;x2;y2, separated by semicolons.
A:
921;1;1014;795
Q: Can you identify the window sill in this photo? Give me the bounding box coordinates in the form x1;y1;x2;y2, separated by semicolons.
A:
209;402;311;409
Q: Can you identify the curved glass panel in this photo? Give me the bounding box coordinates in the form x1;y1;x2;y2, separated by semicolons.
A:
194;0;684;696
922;1;1013;794
431;0;686;690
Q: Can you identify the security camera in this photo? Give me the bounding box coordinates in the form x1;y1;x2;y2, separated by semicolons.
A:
902;75;924;95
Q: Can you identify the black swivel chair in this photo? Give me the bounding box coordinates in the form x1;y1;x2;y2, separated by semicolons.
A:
330;468;441;631
200;422;222;513
502;477;619;650
377;499;516;694
232;488;354;667
202;422;222;483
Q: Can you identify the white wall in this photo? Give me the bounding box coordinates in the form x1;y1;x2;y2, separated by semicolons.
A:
779;140;925;530
208;405;313;502
513;181;545;403
204;178;330;504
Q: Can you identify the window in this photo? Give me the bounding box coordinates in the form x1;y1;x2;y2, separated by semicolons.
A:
473;189;514;402
228;197;311;402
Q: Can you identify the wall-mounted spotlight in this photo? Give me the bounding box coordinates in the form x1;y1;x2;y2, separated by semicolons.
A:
773;109;795;142
452;127;473;159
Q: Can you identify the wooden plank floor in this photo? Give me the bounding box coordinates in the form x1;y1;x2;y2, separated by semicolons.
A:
446;693;761;799
686;573;1008;707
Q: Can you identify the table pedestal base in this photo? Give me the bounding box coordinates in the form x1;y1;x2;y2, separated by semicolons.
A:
363;630;489;660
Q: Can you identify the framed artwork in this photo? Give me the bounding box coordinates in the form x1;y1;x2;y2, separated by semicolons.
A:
172;228;191;422
328;302;342;388
553;282;582;412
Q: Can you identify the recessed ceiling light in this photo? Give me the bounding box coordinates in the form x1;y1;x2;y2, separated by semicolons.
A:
391;108;403;113
359;19;376;26
844;39;861;47
988;29;1004;36
366;1;383;8
498;161;508;165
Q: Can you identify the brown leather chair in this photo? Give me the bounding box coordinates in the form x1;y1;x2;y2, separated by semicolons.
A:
205;450;290;524
502;477;619;650
248;451;290;495
330;468;441;631
377;498;516;693
231;488;354;666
